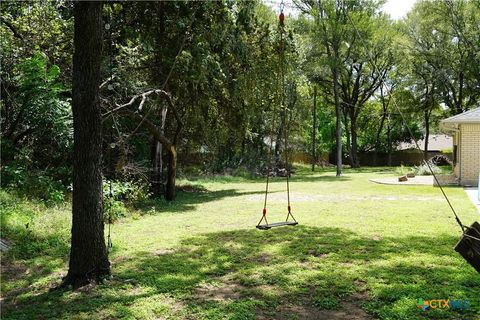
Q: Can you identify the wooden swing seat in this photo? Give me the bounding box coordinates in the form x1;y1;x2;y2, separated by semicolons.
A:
256;221;298;230
454;221;480;273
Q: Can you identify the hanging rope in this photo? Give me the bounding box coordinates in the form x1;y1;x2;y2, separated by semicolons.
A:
257;0;297;229
280;5;293;219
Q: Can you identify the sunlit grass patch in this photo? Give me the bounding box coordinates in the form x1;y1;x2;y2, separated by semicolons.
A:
1;167;479;319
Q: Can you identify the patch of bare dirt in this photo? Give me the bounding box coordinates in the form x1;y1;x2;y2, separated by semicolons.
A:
245;253;271;264
153;248;176;256
194;276;244;302
308;249;328;258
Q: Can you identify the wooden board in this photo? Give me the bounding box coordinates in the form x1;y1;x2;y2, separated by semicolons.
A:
454;221;480;273
256;221;298;230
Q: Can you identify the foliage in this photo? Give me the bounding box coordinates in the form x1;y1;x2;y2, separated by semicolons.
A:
102;179;151;222
1;165;68;206
414;161;442;176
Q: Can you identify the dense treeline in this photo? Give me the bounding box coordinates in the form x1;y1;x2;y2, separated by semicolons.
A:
2;0;480;201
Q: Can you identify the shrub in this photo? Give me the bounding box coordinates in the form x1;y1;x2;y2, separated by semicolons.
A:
394;165;412;176
102;179;150;222
414;161;442;176
1;165;67;205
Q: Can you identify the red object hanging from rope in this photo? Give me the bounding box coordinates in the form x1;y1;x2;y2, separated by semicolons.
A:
279;12;284;25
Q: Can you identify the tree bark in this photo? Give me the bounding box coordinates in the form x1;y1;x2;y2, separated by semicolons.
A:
333;46;342;176
424;106;430;161
150;106;168;197
165;145;177;201
312;86;317;171
387;119;392;167
350;114;360;168
343;108;352;166
150;139;163;196
63;1;110;289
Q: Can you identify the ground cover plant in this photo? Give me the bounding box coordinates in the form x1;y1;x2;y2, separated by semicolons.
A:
2;166;479;319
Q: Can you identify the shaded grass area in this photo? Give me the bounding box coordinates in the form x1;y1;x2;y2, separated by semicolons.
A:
1;166;479;319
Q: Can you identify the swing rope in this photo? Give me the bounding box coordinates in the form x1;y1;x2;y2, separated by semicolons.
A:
344;10;480;243
257;0;297;229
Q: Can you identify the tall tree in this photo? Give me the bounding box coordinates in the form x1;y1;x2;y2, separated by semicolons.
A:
296;0;348;175
62;1;109;288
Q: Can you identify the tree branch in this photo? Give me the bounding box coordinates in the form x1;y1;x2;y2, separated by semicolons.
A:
0;16;23;40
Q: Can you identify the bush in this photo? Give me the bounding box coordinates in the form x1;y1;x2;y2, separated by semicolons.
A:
414;161;442;176
1;165;67;205
103;180;150;204
394;165;412;176
102;179;150;222
103;197;128;223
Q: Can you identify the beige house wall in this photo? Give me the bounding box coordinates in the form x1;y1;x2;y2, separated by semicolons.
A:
459;123;480;186
453;132;460;177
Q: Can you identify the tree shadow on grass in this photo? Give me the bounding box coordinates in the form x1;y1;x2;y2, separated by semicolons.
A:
3;226;479;319
136;188;266;215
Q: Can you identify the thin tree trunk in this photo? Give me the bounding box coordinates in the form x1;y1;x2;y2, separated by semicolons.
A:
150;106;167;197
387;116;392;166
312;86;317;171
333;47;342;176
424;109;430;161
457;71;464;114
150;139;162;196
423;86;432;161
165;145;177;201
350;116;360;168
63;1;110;289
343;108;352;167
374;87;389;165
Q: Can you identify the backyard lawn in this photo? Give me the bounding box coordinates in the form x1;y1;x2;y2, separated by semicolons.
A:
1;166;479;319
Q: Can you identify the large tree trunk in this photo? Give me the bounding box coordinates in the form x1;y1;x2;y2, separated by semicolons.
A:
63;1;110;289
165;145;177;201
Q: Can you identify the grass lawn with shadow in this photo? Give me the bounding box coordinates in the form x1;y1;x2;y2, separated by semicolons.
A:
1;166;479;319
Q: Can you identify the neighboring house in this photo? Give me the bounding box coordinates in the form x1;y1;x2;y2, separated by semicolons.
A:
398;134;453;152
441;107;480;187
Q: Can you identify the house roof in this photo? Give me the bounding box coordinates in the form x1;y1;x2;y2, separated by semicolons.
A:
398;134;452;151
441;107;480;129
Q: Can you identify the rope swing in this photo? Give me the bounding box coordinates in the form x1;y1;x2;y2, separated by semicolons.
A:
257;1;298;230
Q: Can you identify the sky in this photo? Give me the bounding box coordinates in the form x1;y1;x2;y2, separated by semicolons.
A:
264;0;417;20
382;0;416;20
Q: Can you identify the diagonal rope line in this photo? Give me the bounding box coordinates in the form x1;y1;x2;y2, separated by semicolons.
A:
344;11;465;232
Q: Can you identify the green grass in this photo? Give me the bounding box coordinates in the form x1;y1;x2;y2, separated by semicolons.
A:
1;166;479;319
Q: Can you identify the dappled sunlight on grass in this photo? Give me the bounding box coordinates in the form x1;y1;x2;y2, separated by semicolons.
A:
2;167;479;319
